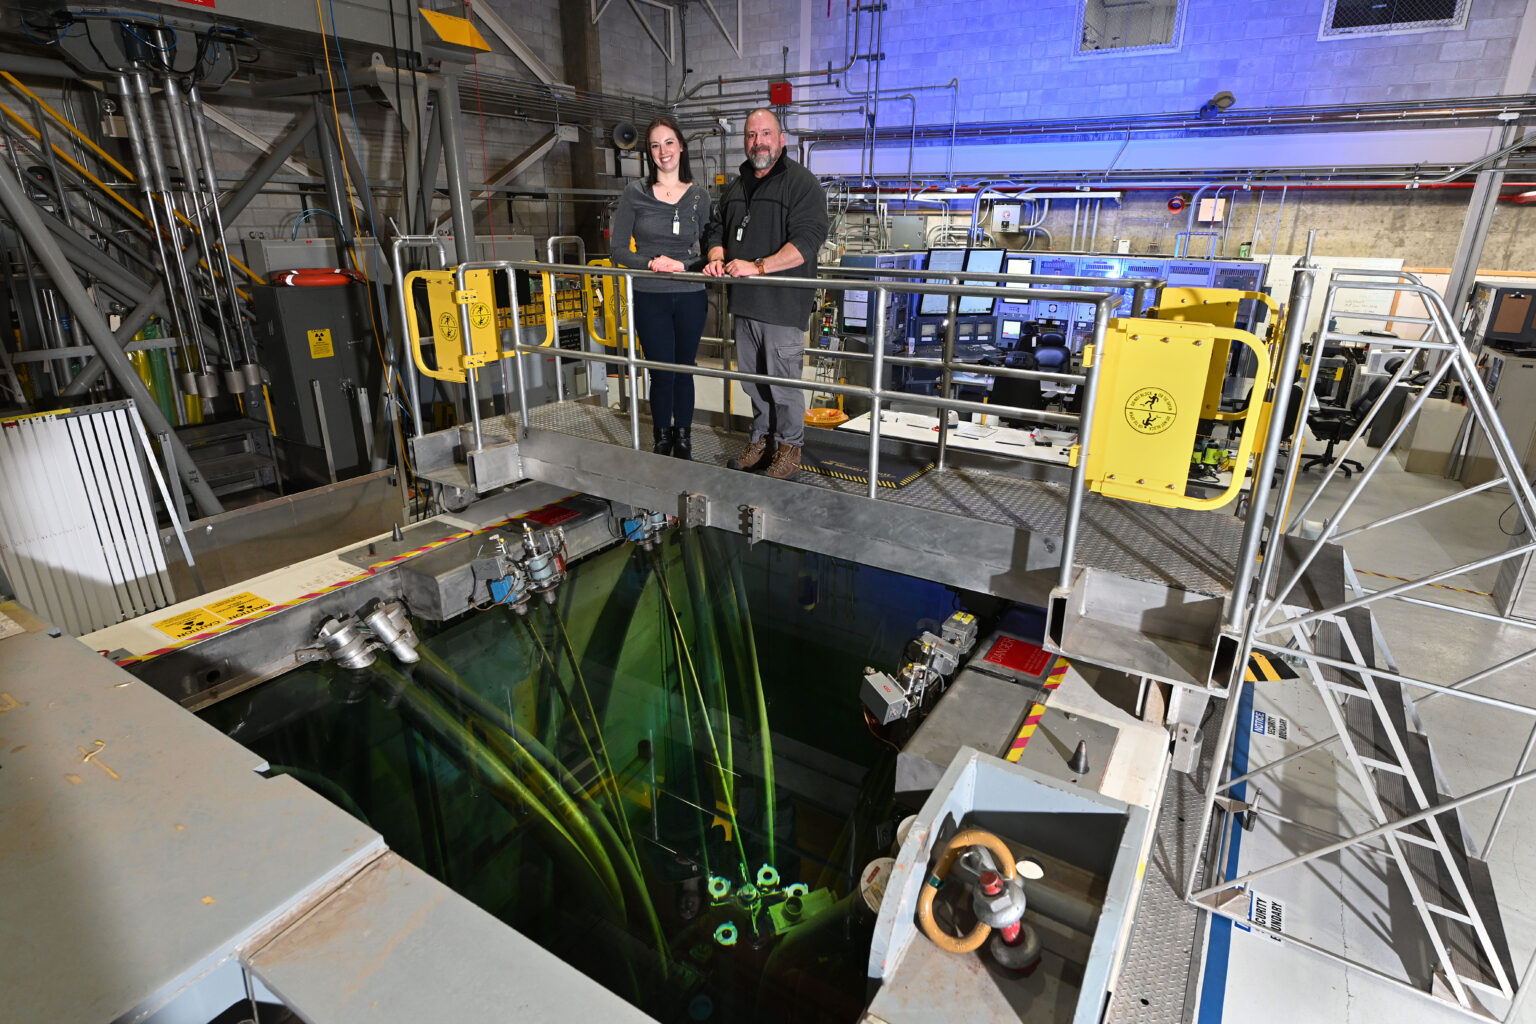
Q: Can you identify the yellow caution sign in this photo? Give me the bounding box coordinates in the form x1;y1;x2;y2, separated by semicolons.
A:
205;591;272;621
404;268;501;382
306;328;334;359
152;607;226;640
1083;316;1269;511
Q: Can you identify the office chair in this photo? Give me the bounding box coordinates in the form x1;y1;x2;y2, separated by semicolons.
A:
989;351;1046;427
1302;356;1404;476
1302;375;1392;477
1232;382;1308;486
1033;343;1075;413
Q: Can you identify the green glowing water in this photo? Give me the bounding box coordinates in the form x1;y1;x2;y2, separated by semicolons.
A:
198;527;964;1023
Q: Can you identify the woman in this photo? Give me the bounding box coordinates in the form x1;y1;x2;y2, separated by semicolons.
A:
610;115;712;459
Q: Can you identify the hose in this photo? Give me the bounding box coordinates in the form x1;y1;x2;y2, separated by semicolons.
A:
550;608;641;856
650;544;750;882
367;661;625;909
408;644;670;968
677;530;735;791
704;529;779;870
916;828;1017;955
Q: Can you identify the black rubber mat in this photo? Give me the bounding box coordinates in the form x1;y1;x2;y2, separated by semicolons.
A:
799;447;935;489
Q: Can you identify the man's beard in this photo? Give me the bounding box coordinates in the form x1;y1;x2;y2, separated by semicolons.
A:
749;148;775;170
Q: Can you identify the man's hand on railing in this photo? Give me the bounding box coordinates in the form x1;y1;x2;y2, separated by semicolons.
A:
724;259;763;277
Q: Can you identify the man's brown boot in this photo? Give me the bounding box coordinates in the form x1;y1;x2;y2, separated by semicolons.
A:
764;443;802;480
728;437;769;471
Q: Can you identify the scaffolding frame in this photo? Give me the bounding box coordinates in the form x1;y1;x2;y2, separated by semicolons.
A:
1187;265;1536;1021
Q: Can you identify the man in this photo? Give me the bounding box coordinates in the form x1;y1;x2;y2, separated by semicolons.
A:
704;108;829;479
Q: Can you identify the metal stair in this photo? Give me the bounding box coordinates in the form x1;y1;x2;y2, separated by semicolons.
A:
1186;265;1536;1018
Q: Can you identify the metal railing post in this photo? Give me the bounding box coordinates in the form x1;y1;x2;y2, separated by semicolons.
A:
937;292;958;472
1057;297;1112;590
867;285;888;500
625;272;642;450
389;235;446;439
1224;263;1316;632
508;268;531;436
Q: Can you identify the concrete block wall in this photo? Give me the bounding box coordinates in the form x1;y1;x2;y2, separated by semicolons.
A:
674;0;1532;133
655;0;1536;272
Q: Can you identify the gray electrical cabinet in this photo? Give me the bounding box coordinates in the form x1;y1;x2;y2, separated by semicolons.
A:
1462;346;1536;486
249;281;378;485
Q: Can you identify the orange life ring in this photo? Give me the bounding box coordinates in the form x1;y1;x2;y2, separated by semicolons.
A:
270;267;364;287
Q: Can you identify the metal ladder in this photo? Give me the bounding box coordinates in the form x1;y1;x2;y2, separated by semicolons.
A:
1189;266;1536;1019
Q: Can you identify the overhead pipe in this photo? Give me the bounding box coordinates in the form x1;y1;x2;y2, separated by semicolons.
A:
799;93;1536;146
676;54;858;102
311;97;356;271
0;155;222;515
435;73;475;265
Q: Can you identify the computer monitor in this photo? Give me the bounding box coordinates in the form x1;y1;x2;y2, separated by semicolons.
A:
959;248;1005;315
1001;319;1023;341
842;291;869;331
919;247;967;315
1005;255;1034;277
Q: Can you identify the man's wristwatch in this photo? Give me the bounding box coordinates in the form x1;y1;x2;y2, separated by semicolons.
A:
754;258;766;276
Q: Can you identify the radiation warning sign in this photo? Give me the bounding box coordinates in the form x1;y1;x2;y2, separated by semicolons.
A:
206;591;272;621
1124;386;1177;435
307;328;334;359
152;606;226;640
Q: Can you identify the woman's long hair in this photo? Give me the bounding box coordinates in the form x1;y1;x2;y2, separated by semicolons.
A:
644;115;692;185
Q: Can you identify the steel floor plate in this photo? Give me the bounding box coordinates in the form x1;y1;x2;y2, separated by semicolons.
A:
491;403;1245;598
1103;718;1222;1023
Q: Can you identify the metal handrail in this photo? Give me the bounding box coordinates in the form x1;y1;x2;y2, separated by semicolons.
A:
390;235;449;438
415;258;1120;505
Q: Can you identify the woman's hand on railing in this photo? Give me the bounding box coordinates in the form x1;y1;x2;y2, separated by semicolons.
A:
648;255;686;273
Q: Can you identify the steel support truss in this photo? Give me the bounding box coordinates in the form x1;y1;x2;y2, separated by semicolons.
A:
1187;267;1536;1021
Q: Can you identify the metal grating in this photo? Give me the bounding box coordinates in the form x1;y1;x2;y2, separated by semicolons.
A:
1320;0;1469;36
504;402;1244;597
1077;0;1185;55
1105;718;1221;1023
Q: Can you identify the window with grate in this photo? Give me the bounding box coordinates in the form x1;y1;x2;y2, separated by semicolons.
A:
1320;0;1470;37
1076;0;1185;56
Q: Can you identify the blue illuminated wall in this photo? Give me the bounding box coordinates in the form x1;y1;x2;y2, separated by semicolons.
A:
667;0;1529;131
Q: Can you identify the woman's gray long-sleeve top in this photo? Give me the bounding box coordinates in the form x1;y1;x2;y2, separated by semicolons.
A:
610;179;712;293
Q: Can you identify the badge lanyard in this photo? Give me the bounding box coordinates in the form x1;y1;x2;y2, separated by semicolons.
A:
736;211;752;243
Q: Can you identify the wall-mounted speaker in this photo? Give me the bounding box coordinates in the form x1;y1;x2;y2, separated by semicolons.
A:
611;122;639;151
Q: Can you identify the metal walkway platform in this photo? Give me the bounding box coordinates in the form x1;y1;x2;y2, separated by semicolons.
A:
484;402;1246;602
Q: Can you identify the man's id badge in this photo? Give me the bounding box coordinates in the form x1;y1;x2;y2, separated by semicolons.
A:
735;226;743;242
